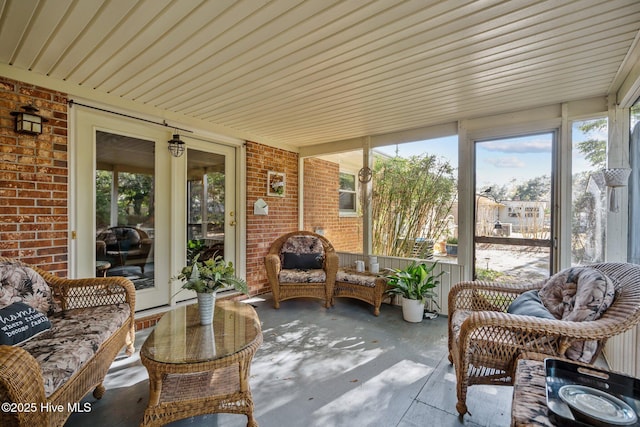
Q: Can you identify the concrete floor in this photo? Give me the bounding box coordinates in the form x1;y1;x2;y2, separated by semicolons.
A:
65;295;513;427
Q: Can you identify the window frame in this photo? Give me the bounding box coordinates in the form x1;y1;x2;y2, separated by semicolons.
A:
338;170;358;216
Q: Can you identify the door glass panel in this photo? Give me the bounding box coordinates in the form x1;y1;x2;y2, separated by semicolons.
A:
571;118;608;265
474;133;553;282
95;131;155;290
187;148;225;262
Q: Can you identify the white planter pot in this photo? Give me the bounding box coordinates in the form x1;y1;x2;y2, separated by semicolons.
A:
197;291;217;325
401;297;424;323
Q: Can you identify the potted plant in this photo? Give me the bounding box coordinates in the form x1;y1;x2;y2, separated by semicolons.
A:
385;261;445;323
445;236;458;256
173;254;248;324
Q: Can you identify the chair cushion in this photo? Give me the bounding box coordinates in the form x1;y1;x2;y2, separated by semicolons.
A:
0;302;51;345
538;266;615;362
282;252;324;270
0;261;58;315
336;269;378;288
279;269;326;283
507;290;556;319
19;303;131;397
450;309;472;340
281;235;324;255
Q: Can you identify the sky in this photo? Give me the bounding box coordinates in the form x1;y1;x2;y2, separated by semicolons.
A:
374;120;606;191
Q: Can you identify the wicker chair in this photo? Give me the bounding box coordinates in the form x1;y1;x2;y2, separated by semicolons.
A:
264;231;339;309
448;262;640;416
96;226;153;274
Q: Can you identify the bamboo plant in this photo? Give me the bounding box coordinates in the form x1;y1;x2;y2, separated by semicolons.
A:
371;154;457;257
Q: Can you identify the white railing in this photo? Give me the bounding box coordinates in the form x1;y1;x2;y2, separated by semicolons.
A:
337;252;464;315
604;325;639;377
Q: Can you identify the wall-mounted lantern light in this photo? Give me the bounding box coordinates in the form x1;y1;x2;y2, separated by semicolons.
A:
10;104;48;135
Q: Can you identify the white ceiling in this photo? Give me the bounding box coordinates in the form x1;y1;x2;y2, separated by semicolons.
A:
1;0;640;148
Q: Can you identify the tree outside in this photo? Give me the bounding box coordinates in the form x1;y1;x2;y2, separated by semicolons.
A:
372;154;456;257
95;170;154;229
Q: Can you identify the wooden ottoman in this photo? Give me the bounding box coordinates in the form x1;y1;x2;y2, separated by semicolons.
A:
332;268;387;316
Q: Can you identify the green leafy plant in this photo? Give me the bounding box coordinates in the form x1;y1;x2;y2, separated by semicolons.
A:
173;254;248;295
446;236;458;245
186;239;206;263
385;262;445;305
475;267;504;282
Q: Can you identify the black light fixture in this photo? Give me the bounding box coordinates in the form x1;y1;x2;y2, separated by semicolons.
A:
167;132;185;157
10;104;48;135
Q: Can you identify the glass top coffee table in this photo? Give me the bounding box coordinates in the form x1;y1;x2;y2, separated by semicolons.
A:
140;300;263;427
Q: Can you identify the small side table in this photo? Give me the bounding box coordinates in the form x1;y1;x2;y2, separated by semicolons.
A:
96;260;111;277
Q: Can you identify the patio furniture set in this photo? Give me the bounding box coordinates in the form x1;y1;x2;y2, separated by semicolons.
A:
0;256;262;427
264;230;388;316
2;244;640;427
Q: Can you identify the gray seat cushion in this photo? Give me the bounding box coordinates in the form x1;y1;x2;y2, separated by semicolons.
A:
19;304;131;397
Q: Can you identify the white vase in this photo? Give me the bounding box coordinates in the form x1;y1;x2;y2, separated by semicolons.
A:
401;297;424;323
197;291;216;325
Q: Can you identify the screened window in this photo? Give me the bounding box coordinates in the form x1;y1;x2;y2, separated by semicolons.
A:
571;118;608;266
339;172;357;213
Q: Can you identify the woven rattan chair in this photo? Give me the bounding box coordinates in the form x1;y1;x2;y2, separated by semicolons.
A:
448;262;640;416
264;231;339;309
96;226;153;274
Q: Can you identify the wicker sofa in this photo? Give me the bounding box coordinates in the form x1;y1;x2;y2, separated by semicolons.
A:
0;257;136;427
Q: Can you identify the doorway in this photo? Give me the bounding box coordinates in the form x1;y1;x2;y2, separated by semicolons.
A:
174;142;238;302
74;107;239;310
95;131;156;292
74;108;171;310
474;133;555;282
186;148;228;261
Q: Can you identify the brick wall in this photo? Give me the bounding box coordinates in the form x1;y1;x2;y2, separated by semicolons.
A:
0;77;357;293
0;77;68;275
245;141;299;294
303;157;362;252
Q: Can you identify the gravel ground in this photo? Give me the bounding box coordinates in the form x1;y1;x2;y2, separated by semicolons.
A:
475;246;550;282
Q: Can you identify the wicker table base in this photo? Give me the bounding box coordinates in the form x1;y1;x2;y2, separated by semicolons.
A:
140;301;263;427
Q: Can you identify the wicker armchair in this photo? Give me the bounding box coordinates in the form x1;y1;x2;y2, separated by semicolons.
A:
264;231;339;309
448;262;640;416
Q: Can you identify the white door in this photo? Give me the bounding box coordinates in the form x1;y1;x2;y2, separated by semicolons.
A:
72;107;238;310
172;138;237;302
73;107;172;310
473;132;556;282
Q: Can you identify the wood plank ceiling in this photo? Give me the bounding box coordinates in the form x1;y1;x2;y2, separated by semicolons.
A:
1;0;639;148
